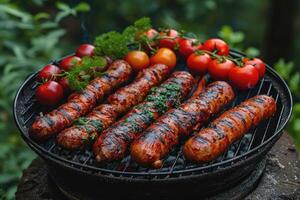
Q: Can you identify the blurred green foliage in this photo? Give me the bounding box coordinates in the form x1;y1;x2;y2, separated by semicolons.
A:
274;60;300;151
0;1;89;199
0;0;299;199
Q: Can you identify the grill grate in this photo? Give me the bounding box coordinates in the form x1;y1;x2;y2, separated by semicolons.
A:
14;51;292;179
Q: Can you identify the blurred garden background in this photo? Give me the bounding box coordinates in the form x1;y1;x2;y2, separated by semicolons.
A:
1;0;300;199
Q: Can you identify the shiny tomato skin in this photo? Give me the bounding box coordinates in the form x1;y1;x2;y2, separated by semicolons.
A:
58;77;71;93
150;48;177;69
203;38;230;55
75;44;95;57
125;50;150;71
178;38;203;58
187;53;212;75
243;57;265;78
60;56;81;71
38;64;61;81
208;59;235;80
159;29;179;50
36;81;64;105
136;28;159;41
229;65;259;90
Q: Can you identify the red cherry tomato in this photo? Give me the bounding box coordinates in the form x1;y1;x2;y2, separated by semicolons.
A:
60;56;81;71
58;77;71;93
243;57;265;78
150;48;177;69
186;52;212;75
136;28;159;42
125;50;150;72
136;28;159;51
145;28;159;39
178;38;203;58
208;58;235;80
159;29;179;50
203;38;230;55
36;81;64;105
75;44;95;57
38;64;61;81
229;65;259;90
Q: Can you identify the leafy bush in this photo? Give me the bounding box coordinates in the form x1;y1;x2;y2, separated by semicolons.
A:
274;59;300;151
0;1;89;199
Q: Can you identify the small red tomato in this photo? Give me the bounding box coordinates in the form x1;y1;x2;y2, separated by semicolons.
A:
243;57;265;78
75;44;95;57
187;52;212;75
178;38;203;58
143;28;159;40
60;56;81;71
150;48;177;69
36;81;64;105
58;77;71;93
203;38;230;55
159;29;179;50
208;58;235;80
38;64;61;81
229;65;259;90
125;50;150;72
136;28;159;42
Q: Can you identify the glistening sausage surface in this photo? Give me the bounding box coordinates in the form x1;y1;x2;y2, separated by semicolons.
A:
130;81;234;168
29;60;132;140
183;95;276;163
93;71;195;162
57;64;170;149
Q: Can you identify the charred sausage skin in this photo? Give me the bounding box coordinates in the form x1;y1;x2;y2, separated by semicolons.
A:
93;71;195;162
130;81;234;168
183;95;276;163
57;64;170;149
29;60;132;141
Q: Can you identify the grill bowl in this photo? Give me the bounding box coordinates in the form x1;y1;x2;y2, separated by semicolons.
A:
13;50;293;198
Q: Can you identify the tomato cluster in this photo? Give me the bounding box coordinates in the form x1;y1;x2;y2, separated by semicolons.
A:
125;28;265;90
36;44;95;106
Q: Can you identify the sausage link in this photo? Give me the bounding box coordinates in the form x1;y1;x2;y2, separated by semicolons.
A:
183;95;276;163
29;60;132;140
130;81;234;168
57;64;170;149
93;71;195;162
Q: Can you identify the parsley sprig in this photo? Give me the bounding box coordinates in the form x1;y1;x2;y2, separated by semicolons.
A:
94;17;152;59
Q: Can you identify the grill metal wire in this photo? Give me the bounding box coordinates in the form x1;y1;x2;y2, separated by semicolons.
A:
14;50;292;180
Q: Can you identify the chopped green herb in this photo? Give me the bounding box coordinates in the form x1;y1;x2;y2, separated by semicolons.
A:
74;117;103;134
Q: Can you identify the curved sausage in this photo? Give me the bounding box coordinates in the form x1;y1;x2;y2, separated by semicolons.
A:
93;71;195;162
29;60;132;140
57;64;171;149
183;95;276;163
130;81;234;168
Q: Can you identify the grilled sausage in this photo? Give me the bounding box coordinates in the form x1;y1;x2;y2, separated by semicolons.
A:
183;95;276;163
191;76;206;99
29;60;132;141
57;64;171;149
93;71;195;162
130;81;234;168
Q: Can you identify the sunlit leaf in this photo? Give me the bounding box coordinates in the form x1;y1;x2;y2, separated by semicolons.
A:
75;2;90;12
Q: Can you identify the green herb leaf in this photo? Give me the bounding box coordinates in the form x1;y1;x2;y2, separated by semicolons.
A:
66;56;107;91
94;17;152;59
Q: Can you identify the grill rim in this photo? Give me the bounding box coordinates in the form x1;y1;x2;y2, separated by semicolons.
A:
13;50;293;177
